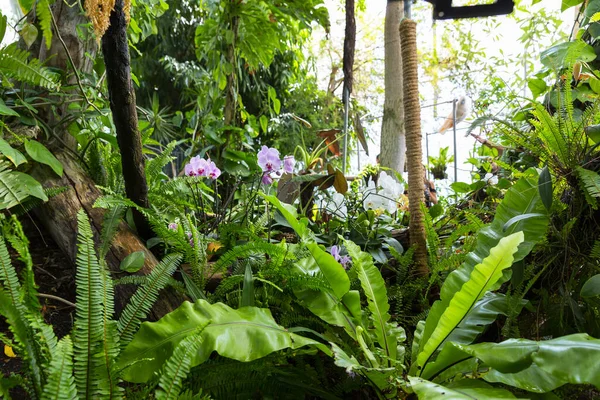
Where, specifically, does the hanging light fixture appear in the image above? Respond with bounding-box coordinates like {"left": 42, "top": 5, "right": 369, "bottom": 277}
{"left": 423, "top": 0, "right": 514, "bottom": 20}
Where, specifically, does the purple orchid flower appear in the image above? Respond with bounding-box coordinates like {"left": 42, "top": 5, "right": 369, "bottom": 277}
{"left": 207, "top": 160, "right": 221, "bottom": 180}
{"left": 257, "top": 146, "right": 281, "bottom": 173}
{"left": 283, "top": 155, "right": 295, "bottom": 174}
{"left": 330, "top": 245, "right": 351, "bottom": 269}
{"left": 185, "top": 156, "right": 210, "bottom": 177}
{"left": 262, "top": 173, "right": 274, "bottom": 185}
{"left": 168, "top": 223, "right": 178, "bottom": 231}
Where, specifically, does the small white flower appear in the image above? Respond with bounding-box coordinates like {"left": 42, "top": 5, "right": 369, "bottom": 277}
{"left": 483, "top": 173, "right": 498, "bottom": 185}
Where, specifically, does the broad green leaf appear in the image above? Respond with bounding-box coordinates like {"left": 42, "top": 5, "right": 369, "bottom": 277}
{"left": 118, "top": 300, "right": 325, "bottom": 383}
{"left": 528, "top": 78, "right": 547, "bottom": 98}
{"left": 581, "top": 274, "right": 600, "bottom": 297}
{"left": 119, "top": 251, "right": 145, "bottom": 273}
{"left": 561, "top": 0, "right": 584, "bottom": 11}
{"left": 0, "top": 98, "right": 19, "bottom": 117}
{"left": 19, "top": 22, "right": 38, "bottom": 49}
{"left": 410, "top": 377, "right": 515, "bottom": 399}
{"left": 13, "top": 172, "right": 47, "bottom": 201}
{"left": 585, "top": 123, "right": 600, "bottom": 143}
{"left": 24, "top": 140, "right": 63, "bottom": 177}
{"left": 590, "top": 77, "right": 600, "bottom": 94}
{"left": 415, "top": 172, "right": 549, "bottom": 370}
{"left": 422, "top": 293, "right": 526, "bottom": 380}
{"left": 451, "top": 182, "right": 471, "bottom": 193}
{"left": 415, "top": 232, "right": 524, "bottom": 373}
{"left": 262, "top": 194, "right": 308, "bottom": 240}
{"left": 0, "top": 139, "right": 26, "bottom": 167}
{"left": 454, "top": 334, "right": 600, "bottom": 393}
{"left": 306, "top": 243, "right": 350, "bottom": 299}
{"left": 502, "top": 213, "right": 546, "bottom": 232}
{"left": 345, "top": 239, "right": 400, "bottom": 362}
{"left": 538, "top": 166, "right": 553, "bottom": 210}
{"left": 540, "top": 41, "right": 596, "bottom": 69}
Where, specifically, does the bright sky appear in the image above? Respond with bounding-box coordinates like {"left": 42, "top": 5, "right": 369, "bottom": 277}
{"left": 315, "top": 0, "right": 574, "bottom": 184}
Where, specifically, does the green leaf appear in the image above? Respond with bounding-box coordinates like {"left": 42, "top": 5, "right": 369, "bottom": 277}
{"left": 561, "top": 0, "right": 584, "bottom": 11}
{"left": 538, "top": 166, "right": 552, "bottom": 210}
{"left": 262, "top": 194, "right": 309, "bottom": 240}
{"left": 241, "top": 264, "right": 254, "bottom": 307}
{"left": 502, "top": 213, "right": 546, "bottom": 232}
{"left": 581, "top": 274, "right": 600, "bottom": 298}
{"left": 260, "top": 115, "right": 268, "bottom": 133}
{"left": 455, "top": 334, "right": 600, "bottom": 393}
{"left": 0, "top": 13, "right": 6, "bottom": 44}
{"left": 306, "top": 243, "right": 350, "bottom": 299}
{"left": 345, "top": 239, "right": 402, "bottom": 363}
{"left": 585, "top": 123, "right": 600, "bottom": 143}
{"left": 415, "top": 232, "right": 524, "bottom": 374}
{"left": 0, "top": 98, "right": 19, "bottom": 117}
{"left": 0, "top": 139, "right": 26, "bottom": 167}
{"left": 118, "top": 300, "right": 325, "bottom": 383}
{"left": 415, "top": 172, "right": 549, "bottom": 374}
{"left": 24, "top": 140, "right": 63, "bottom": 177}
{"left": 13, "top": 172, "right": 47, "bottom": 201}
{"left": 451, "top": 182, "right": 471, "bottom": 193}
{"left": 119, "top": 251, "right": 145, "bottom": 272}
{"left": 540, "top": 41, "right": 596, "bottom": 70}
{"left": 19, "top": 22, "right": 38, "bottom": 49}
{"left": 590, "top": 77, "right": 600, "bottom": 94}
{"left": 528, "top": 78, "right": 547, "bottom": 98}
{"left": 409, "top": 377, "right": 516, "bottom": 399}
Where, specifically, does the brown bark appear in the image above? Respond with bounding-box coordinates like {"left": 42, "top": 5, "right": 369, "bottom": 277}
{"left": 400, "top": 19, "right": 428, "bottom": 276}
{"left": 32, "top": 152, "right": 184, "bottom": 319}
{"left": 101, "top": 0, "right": 152, "bottom": 239}
{"left": 38, "top": 0, "right": 97, "bottom": 150}
{"left": 342, "top": 0, "right": 356, "bottom": 100}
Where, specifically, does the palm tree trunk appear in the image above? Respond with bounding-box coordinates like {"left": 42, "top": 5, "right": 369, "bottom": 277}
{"left": 400, "top": 19, "right": 428, "bottom": 276}
{"left": 380, "top": 0, "right": 405, "bottom": 177}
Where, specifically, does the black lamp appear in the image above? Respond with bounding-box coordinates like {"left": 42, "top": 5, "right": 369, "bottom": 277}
{"left": 422, "top": 0, "right": 514, "bottom": 20}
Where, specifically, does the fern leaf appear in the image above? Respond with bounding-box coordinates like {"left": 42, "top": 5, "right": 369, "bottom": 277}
{"left": 0, "top": 44, "right": 59, "bottom": 89}
{"left": 146, "top": 141, "right": 178, "bottom": 185}
{"left": 155, "top": 325, "right": 208, "bottom": 400}
{"left": 95, "top": 260, "right": 122, "bottom": 399}
{"left": 576, "top": 166, "right": 600, "bottom": 209}
{"left": 37, "top": 0, "right": 55, "bottom": 50}
{"left": 73, "top": 210, "right": 104, "bottom": 399}
{"left": 99, "top": 205, "right": 125, "bottom": 259}
{"left": 41, "top": 336, "right": 77, "bottom": 400}
{"left": 11, "top": 187, "right": 68, "bottom": 217}
{"left": 117, "top": 253, "right": 183, "bottom": 347}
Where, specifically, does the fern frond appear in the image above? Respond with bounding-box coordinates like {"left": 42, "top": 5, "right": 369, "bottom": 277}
{"left": 95, "top": 260, "right": 122, "bottom": 398}
{"left": 576, "top": 166, "right": 600, "bottom": 209}
{"left": 0, "top": 44, "right": 59, "bottom": 89}
{"left": 113, "top": 275, "right": 185, "bottom": 292}
{"left": 117, "top": 253, "right": 183, "bottom": 347}
{"left": 41, "top": 336, "right": 77, "bottom": 400}
{"left": 155, "top": 324, "right": 208, "bottom": 400}
{"left": 99, "top": 205, "right": 125, "bottom": 259}
{"left": 73, "top": 210, "right": 104, "bottom": 399}
{"left": 590, "top": 240, "right": 600, "bottom": 259}
{"left": 146, "top": 141, "right": 178, "bottom": 185}
{"left": 37, "top": 0, "right": 55, "bottom": 50}
{"left": 212, "top": 241, "right": 290, "bottom": 275}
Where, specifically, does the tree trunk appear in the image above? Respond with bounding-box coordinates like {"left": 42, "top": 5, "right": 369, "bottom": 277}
{"left": 400, "top": 19, "right": 428, "bottom": 276}
{"left": 101, "top": 0, "right": 153, "bottom": 240}
{"left": 38, "top": 0, "right": 97, "bottom": 150}
{"left": 32, "top": 152, "right": 184, "bottom": 319}
{"left": 342, "top": 0, "right": 356, "bottom": 100}
{"left": 380, "top": 1, "right": 405, "bottom": 178}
